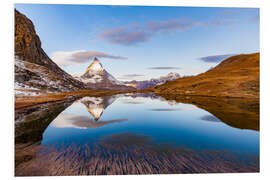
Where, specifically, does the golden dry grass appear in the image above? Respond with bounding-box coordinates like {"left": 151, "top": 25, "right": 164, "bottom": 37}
{"left": 145, "top": 53, "right": 259, "bottom": 99}
{"left": 155, "top": 95, "right": 259, "bottom": 131}
{"left": 14, "top": 89, "right": 130, "bottom": 109}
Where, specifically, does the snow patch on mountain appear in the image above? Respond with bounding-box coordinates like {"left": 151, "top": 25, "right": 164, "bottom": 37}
{"left": 74, "top": 57, "right": 131, "bottom": 90}
{"left": 15, "top": 90, "right": 41, "bottom": 96}
{"left": 107, "top": 73, "right": 125, "bottom": 85}
{"left": 75, "top": 75, "right": 102, "bottom": 84}
{"left": 15, "top": 58, "right": 84, "bottom": 94}
{"left": 15, "top": 81, "right": 39, "bottom": 90}
{"left": 124, "top": 72, "right": 180, "bottom": 89}
{"left": 87, "top": 57, "right": 104, "bottom": 72}
{"left": 159, "top": 72, "right": 180, "bottom": 81}
{"left": 80, "top": 97, "right": 104, "bottom": 105}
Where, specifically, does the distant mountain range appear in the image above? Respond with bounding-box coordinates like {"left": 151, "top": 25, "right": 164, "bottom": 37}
{"left": 123, "top": 72, "right": 180, "bottom": 90}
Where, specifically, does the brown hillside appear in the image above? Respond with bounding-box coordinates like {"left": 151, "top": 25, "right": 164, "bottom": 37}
{"left": 15, "top": 9, "right": 65, "bottom": 75}
{"left": 14, "top": 9, "right": 86, "bottom": 91}
{"left": 147, "top": 53, "right": 259, "bottom": 98}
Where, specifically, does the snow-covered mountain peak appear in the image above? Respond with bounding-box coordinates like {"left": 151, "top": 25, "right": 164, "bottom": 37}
{"left": 168, "top": 72, "right": 179, "bottom": 76}
{"left": 86, "top": 57, "right": 104, "bottom": 72}
{"left": 75, "top": 57, "right": 134, "bottom": 90}
{"left": 161, "top": 72, "right": 180, "bottom": 80}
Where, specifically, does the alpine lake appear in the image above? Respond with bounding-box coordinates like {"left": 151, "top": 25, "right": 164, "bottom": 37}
{"left": 15, "top": 93, "right": 259, "bottom": 176}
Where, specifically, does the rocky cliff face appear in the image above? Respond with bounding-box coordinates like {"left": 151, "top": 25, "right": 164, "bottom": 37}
{"left": 14, "top": 9, "right": 86, "bottom": 93}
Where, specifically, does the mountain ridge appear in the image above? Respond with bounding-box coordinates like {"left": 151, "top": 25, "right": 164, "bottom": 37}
{"left": 124, "top": 72, "right": 180, "bottom": 89}
{"left": 145, "top": 53, "right": 259, "bottom": 98}
{"left": 14, "top": 9, "right": 86, "bottom": 92}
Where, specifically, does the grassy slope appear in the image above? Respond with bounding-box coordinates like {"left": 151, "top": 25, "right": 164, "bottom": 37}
{"left": 145, "top": 53, "right": 259, "bottom": 98}
{"left": 157, "top": 95, "right": 259, "bottom": 130}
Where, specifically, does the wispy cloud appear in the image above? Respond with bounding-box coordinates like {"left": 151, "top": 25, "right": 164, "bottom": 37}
{"left": 99, "top": 27, "right": 151, "bottom": 46}
{"left": 51, "top": 50, "right": 127, "bottom": 66}
{"left": 198, "top": 54, "right": 234, "bottom": 63}
{"left": 249, "top": 15, "right": 260, "bottom": 22}
{"left": 98, "top": 18, "right": 235, "bottom": 46}
{"left": 120, "top": 100, "right": 144, "bottom": 104}
{"left": 118, "top": 74, "right": 145, "bottom": 80}
{"left": 146, "top": 18, "right": 195, "bottom": 33}
{"left": 148, "top": 108, "right": 181, "bottom": 111}
{"left": 148, "top": 66, "right": 181, "bottom": 70}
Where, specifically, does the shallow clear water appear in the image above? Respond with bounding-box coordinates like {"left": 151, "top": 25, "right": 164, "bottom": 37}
{"left": 42, "top": 94, "right": 259, "bottom": 156}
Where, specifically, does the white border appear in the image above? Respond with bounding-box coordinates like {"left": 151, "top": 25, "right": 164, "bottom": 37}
{"left": 6, "top": 0, "right": 265, "bottom": 7}
{"left": 1, "top": 0, "right": 269, "bottom": 180}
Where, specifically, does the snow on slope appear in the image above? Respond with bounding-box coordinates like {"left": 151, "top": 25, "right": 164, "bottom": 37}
{"left": 124, "top": 72, "right": 180, "bottom": 90}
{"left": 107, "top": 73, "right": 125, "bottom": 85}
{"left": 15, "top": 58, "right": 85, "bottom": 96}
{"left": 159, "top": 72, "right": 180, "bottom": 81}
{"left": 75, "top": 57, "right": 125, "bottom": 86}
{"left": 86, "top": 57, "right": 104, "bottom": 72}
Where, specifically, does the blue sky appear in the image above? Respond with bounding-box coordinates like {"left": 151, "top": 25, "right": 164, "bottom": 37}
{"left": 15, "top": 4, "right": 259, "bottom": 81}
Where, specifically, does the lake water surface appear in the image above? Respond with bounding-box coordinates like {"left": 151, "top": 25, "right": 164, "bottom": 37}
{"left": 15, "top": 93, "right": 259, "bottom": 175}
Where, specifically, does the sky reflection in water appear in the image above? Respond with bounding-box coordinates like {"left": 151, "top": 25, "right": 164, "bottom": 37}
{"left": 42, "top": 94, "right": 259, "bottom": 156}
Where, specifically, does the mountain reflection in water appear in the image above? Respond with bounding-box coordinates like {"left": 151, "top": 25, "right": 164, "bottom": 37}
{"left": 15, "top": 93, "right": 259, "bottom": 176}
{"left": 80, "top": 96, "right": 118, "bottom": 121}
{"left": 51, "top": 114, "right": 129, "bottom": 129}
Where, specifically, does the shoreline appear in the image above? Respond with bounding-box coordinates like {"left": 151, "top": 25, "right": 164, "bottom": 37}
{"left": 14, "top": 89, "right": 133, "bottom": 109}
{"left": 15, "top": 88, "right": 259, "bottom": 110}
{"left": 138, "top": 88, "right": 259, "bottom": 100}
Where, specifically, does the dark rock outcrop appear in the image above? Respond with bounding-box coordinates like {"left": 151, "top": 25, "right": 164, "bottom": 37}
{"left": 14, "top": 9, "right": 86, "bottom": 92}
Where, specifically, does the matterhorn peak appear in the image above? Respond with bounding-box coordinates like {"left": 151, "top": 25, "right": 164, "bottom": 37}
{"left": 86, "top": 57, "right": 104, "bottom": 72}
{"left": 75, "top": 56, "right": 135, "bottom": 90}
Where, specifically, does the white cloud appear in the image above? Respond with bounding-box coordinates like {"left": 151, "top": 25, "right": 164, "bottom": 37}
{"left": 51, "top": 50, "right": 127, "bottom": 66}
